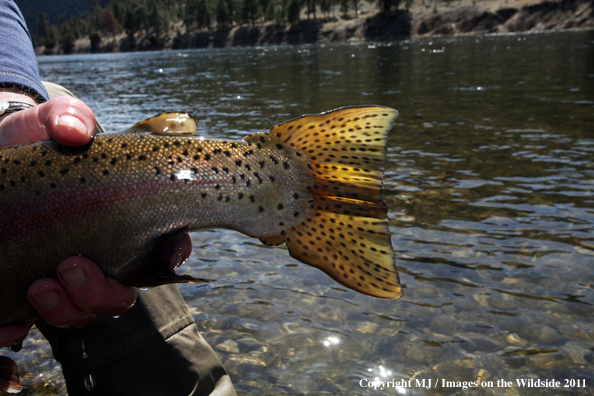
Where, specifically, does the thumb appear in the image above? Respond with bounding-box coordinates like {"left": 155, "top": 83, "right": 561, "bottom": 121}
{"left": 0, "top": 96, "right": 96, "bottom": 147}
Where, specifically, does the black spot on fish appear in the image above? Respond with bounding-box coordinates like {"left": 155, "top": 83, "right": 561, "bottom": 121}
{"left": 193, "top": 155, "right": 200, "bottom": 160}
{"left": 240, "top": 174, "right": 245, "bottom": 180}
{"left": 243, "top": 150, "right": 254, "bottom": 157}
{"left": 0, "top": 185, "right": 3, "bottom": 191}
{"left": 260, "top": 136, "right": 265, "bottom": 143}
{"left": 269, "top": 156, "right": 278, "bottom": 165}
{"left": 254, "top": 173, "right": 262, "bottom": 183}
{"left": 222, "top": 167, "right": 229, "bottom": 173}
{"left": 212, "top": 167, "right": 219, "bottom": 174}
{"left": 204, "top": 154, "right": 211, "bottom": 161}
{"left": 139, "top": 155, "right": 146, "bottom": 161}
{"left": 45, "top": 160, "right": 51, "bottom": 166}
{"left": 293, "top": 193, "right": 299, "bottom": 199}
{"left": 101, "top": 154, "right": 107, "bottom": 159}
{"left": 283, "top": 162, "right": 290, "bottom": 169}
{"left": 269, "top": 176, "right": 275, "bottom": 182}
{"left": 249, "top": 195, "right": 255, "bottom": 202}
{"left": 232, "top": 176, "right": 236, "bottom": 183}
{"left": 9, "top": 180, "right": 15, "bottom": 187}
{"left": 277, "top": 203, "right": 284, "bottom": 210}
{"left": 92, "top": 158, "right": 98, "bottom": 163}
{"left": 107, "top": 138, "right": 113, "bottom": 143}
{"left": 173, "top": 141, "right": 181, "bottom": 146}
{"left": 217, "top": 194, "right": 223, "bottom": 201}
{"left": 231, "top": 143, "right": 238, "bottom": 148}
{"left": 0, "top": 168, "right": 5, "bottom": 173}
{"left": 20, "top": 176, "right": 25, "bottom": 182}
{"left": 13, "top": 160, "right": 21, "bottom": 165}
{"left": 213, "top": 148, "right": 222, "bottom": 155}
{"left": 110, "top": 158, "right": 117, "bottom": 165}
{"left": 60, "top": 169, "right": 69, "bottom": 176}
{"left": 256, "top": 143, "right": 262, "bottom": 149}
{"left": 154, "top": 166, "right": 161, "bottom": 175}
{"left": 41, "top": 151, "right": 47, "bottom": 156}
{"left": 176, "top": 157, "right": 182, "bottom": 163}
{"left": 225, "top": 196, "right": 230, "bottom": 202}
{"left": 245, "top": 164, "right": 251, "bottom": 171}
{"left": 201, "top": 193, "right": 207, "bottom": 198}
{"left": 38, "top": 171, "right": 45, "bottom": 177}
{"left": 215, "top": 184, "right": 220, "bottom": 190}
{"left": 50, "top": 182, "right": 57, "bottom": 189}
{"left": 293, "top": 211, "right": 300, "bottom": 217}
{"left": 170, "top": 174, "right": 176, "bottom": 181}
{"left": 197, "top": 147, "right": 203, "bottom": 153}
{"left": 102, "top": 170, "right": 109, "bottom": 175}
{"left": 122, "top": 143, "right": 128, "bottom": 149}
{"left": 246, "top": 179, "right": 251, "bottom": 187}
{"left": 191, "top": 167, "right": 198, "bottom": 174}
{"left": 235, "top": 160, "right": 242, "bottom": 167}
{"left": 164, "top": 143, "right": 170, "bottom": 148}
{"left": 238, "top": 192, "right": 244, "bottom": 199}
{"left": 258, "top": 206, "right": 264, "bottom": 213}
{"left": 224, "top": 151, "right": 231, "bottom": 157}
{"left": 276, "top": 144, "right": 283, "bottom": 150}
{"left": 182, "top": 150, "right": 188, "bottom": 156}
{"left": 258, "top": 161, "right": 265, "bottom": 169}
{"left": 126, "top": 154, "right": 132, "bottom": 160}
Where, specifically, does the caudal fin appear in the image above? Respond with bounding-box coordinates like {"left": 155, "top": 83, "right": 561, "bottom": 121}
{"left": 252, "top": 106, "right": 402, "bottom": 299}
{"left": 0, "top": 356, "right": 22, "bottom": 394}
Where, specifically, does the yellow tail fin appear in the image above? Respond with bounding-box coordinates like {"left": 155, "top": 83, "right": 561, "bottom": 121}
{"left": 250, "top": 106, "right": 402, "bottom": 299}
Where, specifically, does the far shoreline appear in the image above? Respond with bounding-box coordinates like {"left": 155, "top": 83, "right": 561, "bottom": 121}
{"left": 35, "top": 0, "right": 594, "bottom": 55}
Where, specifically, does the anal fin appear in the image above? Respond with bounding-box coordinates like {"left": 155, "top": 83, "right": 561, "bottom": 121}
{"left": 0, "top": 356, "right": 22, "bottom": 394}
{"left": 117, "top": 227, "right": 214, "bottom": 288}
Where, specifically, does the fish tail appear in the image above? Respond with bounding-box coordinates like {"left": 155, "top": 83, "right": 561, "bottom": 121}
{"left": 251, "top": 106, "right": 402, "bottom": 299}
{"left": 0, "top": 356, "right": 22, "bottom": 394}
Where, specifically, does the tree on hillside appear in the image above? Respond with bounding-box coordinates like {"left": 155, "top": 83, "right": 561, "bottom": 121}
{"left": 306, "top": 0, "right": 317, "bottom": 20}
{"left": 100, "top": 6, "right": 120, "bottom": 37}
{"left": 340, "top": 0, "right": 349, "bottom": 17}
{"left": 378, "top": 0, "right": 400, "bottom": 12}
{"left": 241, "top": 0, "right": 258, "bottom": 25}
{"left": 37, "top": 12, "right": 49, "bottom": 46}
{"left": 216, "top": 0, "right": 230, "bottom": 27}
{"left": 286, "top": 0, "right": 300, "bottom": 24}
{"left": 320, "top": 0, "right": 331, "bottom": 18}
{"left": 196, "top": 0, "right": 212, "bottom": 29}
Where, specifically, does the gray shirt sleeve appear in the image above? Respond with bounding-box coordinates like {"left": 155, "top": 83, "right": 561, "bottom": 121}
{"left": 0, "top": 0, "right": 49, "bottom": 102}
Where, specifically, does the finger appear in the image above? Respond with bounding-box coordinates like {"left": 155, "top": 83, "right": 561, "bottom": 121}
{"left": 56, "top": 257, "right": 137, "bottom": 317}
{"left": 0, "top": 96, "right": 96, "bottom": 147}
{"left": 27, "top": 278, "right": 96, "bottom": 328}
{"left": 0, "top": 322, "right": 34, "bottom": 349}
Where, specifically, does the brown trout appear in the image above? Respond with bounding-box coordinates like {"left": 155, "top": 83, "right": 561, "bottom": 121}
{"left": 0, "top": 106, "right": 400, "bottom": 392}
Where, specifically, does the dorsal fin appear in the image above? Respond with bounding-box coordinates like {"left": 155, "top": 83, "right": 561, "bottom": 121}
{"left": 124, "top": 113, "right": 197, "bottom": 136}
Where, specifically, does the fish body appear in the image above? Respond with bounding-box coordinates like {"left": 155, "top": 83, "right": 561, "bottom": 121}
{"left": 0, "top": 105, "right": 401, "bottom": 327}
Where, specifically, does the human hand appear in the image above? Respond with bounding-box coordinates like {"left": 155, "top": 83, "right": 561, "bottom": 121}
{"left": 0, "top": 96, "right": 137, "bottom": 349}
{"left": 0, "top": 95, "right": 96, "bottom": 147}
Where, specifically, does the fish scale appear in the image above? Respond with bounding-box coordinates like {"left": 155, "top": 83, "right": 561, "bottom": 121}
{"left": 0, "top": 105, "right": 402, "bottom": 330}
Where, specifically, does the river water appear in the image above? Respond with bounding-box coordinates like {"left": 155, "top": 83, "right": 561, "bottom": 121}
{"left": 6, "top": 30, "right": 594, "bottom": 395}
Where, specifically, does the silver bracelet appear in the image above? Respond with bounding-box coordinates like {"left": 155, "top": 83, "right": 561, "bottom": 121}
{"left": 0, "top": 101, "right": 34, "bottom": 117}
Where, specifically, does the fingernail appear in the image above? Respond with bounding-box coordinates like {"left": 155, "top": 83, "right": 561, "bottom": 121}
{"left": 57, "top": 115, "right": 88, "bottom": 137}
{"left": 31, "top": 291, "right": 60, "bottom": 310}
{"left": 60, "top": 268, "right": 87, "bottom": 288}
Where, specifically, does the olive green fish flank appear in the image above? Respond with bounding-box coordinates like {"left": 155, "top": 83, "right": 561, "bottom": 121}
{"left": 0, "top": 106, "right": 400, "bottom": 330}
